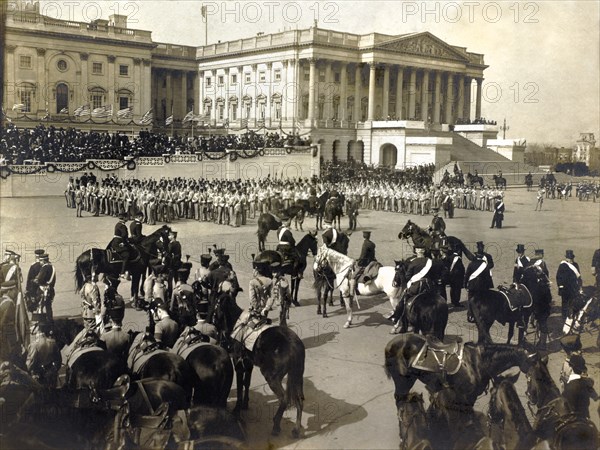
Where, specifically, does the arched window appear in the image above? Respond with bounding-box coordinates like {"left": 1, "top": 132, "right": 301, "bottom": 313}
{"left": 56, "top": 83, "right": 68, "bottom": 113}
{"left": 88, "top": 87, "right": 107, "bottom": 109}
{"left": 17, "top": 82, "right": 36, "bottom": 113}
{"left": 116, "top": 88, "right": 134, "bottom": 111}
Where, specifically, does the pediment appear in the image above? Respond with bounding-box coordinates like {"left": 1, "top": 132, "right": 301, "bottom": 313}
{"left": 376, "top": 32, "right": 469, "bottom": 62}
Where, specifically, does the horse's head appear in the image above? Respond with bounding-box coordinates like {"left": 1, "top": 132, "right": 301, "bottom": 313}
{"left": 488, "top": 375, "right": 519, "bottom": 427}
{"left": 313, "top": 246, "right": 329, "bottom": 272}
{"left": 212, "top": 293, "right": 241, "bottom": 335}
{"left": 524, "top": 354, "right": 550, "bottom": 408}
{"left": 393, "top": 260, "right": 408, "bottom": 288}
{"left": 304, "top": 231, "right": 319, "bottom": 256}
{"left": 398, "top": 221, "right": 413, "bottom": 240}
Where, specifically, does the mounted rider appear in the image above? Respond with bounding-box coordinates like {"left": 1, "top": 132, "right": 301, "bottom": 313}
{"left": 110, "top": 213, "right": 133, "bottom": 281}
{"left": 100, "top": 285, "right": 129, "bottom": 359}
{"left": 276, "top": 215, "right": 296, "bottom": 267}
{"left": 428, "top": 208, "right": 446, "bottom": 237}
{"left": 170, "top": 266, "right": 195, "bottom": 326}
{"left": 248, "top": 254, "right": 275, "bottom": 320}
{"left": 0, "top": 249, "right": 21, "bottom": 302}
{"left": 26, "top": 314, "right": 61, "bottom": 388}
{"left": 129, "top": 211, "right": 144, "bottom": 245}
{"left": 390, "top": 245, "right": 435, "bottom": 332}
{"left": 464, "top": 241, "right": 495, "bottom": 323}
{"left": 530, "top": 249, "right": 549, "bottom": 278}
{"left": 349, "top": 231, "right": 377, "bottom": 295}
{"left": 33, "top": 253, "right": 56, "bottom": 324}
{"left": 513, "top": 244, "right": 530, "bottom": 283}
{"left": 25, "top": 249, "right": 45, "bottom": 307}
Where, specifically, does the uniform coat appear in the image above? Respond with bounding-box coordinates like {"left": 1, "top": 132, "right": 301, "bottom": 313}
{"left": 154, "top": 316, "right": 180, "bottom": 348}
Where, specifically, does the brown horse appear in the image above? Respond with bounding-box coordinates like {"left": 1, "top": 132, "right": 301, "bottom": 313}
{"left": 212, "top": 292, "right": 305, "bottom": 438}
{"left": 384, "top": 333, "right": 537, "bottom": 408}
{"left": 396, "top": 392, "right": 433, "bottom": 450}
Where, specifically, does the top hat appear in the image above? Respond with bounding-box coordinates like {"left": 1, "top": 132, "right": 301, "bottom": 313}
{"left": 516, "top": 244, "right": 525, "bottom": 253}
{"left": 200, "top": 254, "right": 212, "bottom": 265}
{"left": 476, "top": 241, "right": 485, "bottom": 249}
{"left": 363, "top": 231, "right": 371, "bottom": 238}
{"left": 565, "top": 250, "right": 575, "bottom": 259}
{"left": 213, "top": 248, "right": 226, "bottom": 257}
{"left": 535, "top": 249, "right": 544, "bottom": 256}
{"left": 569, "top": 354, "right": 587, "bottom": 374}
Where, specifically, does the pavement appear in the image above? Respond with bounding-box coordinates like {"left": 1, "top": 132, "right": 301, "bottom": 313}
{"left": 1, "top": 186, "right": 599, "bottom": 449}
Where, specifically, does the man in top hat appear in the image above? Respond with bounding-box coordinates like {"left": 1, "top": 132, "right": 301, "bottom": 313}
{"left": 490, "top": 195, "right": 505, "bottom": 229}
{"left": 531, "top": 249, "right": 549, "bottom": 278}
{"left": 152, "top": 299, "right": 180, "bottom": 349}
{"left": 26, "top": 314, "right": 61, "bottom": 388}
{"left": 513, "top": 244, "right": 530, "bottom": 283}
{"left": 428, "top": 208, "right": 446, "bottom": 237}
{"left": 170, "top": 267, "right": 195, "bottom": 326}
{"left": 276, "top": 215, "right": 296, "bottom": 267}
{"left": 556, "top": 250, "right": 582, "bottom": 320}
{"left": 33, "top": 253, "right": 56, "bottom": 323}
{"left": 110, "top": 213, "right": 132, "bottom": 280}
{"left": 592, "top": 248, "right": 600, "bottom": 288}
{"left": 443, "top": 245, "right": 465, "bottom": 307}
{"left": 464, "top": 241, "right": 495, "bottom": 322}
{"left": 561, "top": 354, "right": 598, "bottom": 419}
{"left": 350, "top": 231, "right": 377, "bottom": 296}
{"left": 129, "top": 212, "right": 144, "bottom": 245}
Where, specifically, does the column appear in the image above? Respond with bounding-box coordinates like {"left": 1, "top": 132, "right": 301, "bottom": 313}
{"left": 353, "top": 64, "right": 361, "bottom": 122}
{"left": 382, "top": 64, "right": 390, "bottom": 119}
{"left": 367, "top": 62, "right": 377, "bottom": 121}
{"left": 213, "top": 70, "right": 218, "bottom": 124}
{"left": 463, "top": 77, "right": 471, "bottom": 120}
{"left": 281, "top": 60, "right": 288, "bottom": 121}
{"left": 79, "top": 53, "right": 88, "bottom": 109}
{"left": 433, "top": 71, "right": 441, "bottom": 124}
{"left": 475, "top": 78, "right": 482, "bottom": 119}
{"left": 308, "top": 59, "right": 317, "bottom": 123}
{"left": 237, "top": 66, "right": 244, "bottom": 123}
{"left": 266, "top": 62, "right": 273, "bottom": 125}
{"left": 420, "top": 69, "right": 429, "bottom": 122}
{"left": 181, "top": 71, "right": 188, "bottom": 117}
{"left": 108, "top": 55, "right": 116, "bottom": 107}
{"left": 339, "top": 62, "right": 347, "bottom": 121}
{"left": 395, "top": 66, "right": 403, "bottom": 119}
{"left": 165, "top": 70, "right": 172, "bottom": 117}
{"left": 251, "top": 64, "right": 257, "bottom": 125}
{"left": 36, "top": 48, "right": 46, "bottom": 114}
{"left": 408, "top": 68, "right": 416, "bottom": 119}
{"left": 194, "top": 69, "right": 201, "bottom": 114}
{"left": 445, "top": 73, "right": 454, "bottom": 123}
{"left": 142, "top": 60, "right": 151, "bottom": 116}
{"left": 132, "top": 58, "right": 141, "bottom": 116}
{"left": 456, "top": 74, "right": 464, "bottom": 121}
{"left": 4, "top": 45, "right": 16, "bottom": 110}
{"left": 324, "top": 60, "right": 332, "bottom": 120}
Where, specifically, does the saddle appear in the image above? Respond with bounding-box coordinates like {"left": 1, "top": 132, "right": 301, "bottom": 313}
{"left": 106, "top": 247, "right": 141, "bottom": 264}
{"left": 410, "top": 336, "right": 465, "bottom": 375}
{"left": 495, "top": 283, "right": 533, "bottom": 311}
{"left": 171, "top": 328, "right": 210, "bottom": 359}
{"left": 231, "top": 313, "right": 275, "bottom": 352}
{"left": 94, "top": 374, "right": 131, "bottom": 410}
{"left": 127, "top": 334, "right": 166, "bottom": 374}
{"left": 360, "top": 261, "right": 382, "bottom": 284}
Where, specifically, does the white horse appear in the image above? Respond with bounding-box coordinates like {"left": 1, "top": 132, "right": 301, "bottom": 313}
{"left": 313, "top": 245, "right": 401, "bottom": 328}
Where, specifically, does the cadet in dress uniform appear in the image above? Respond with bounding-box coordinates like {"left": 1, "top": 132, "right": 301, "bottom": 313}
{"left": 152, "top": 300, "right": 180, "bottom": 348}
{"left": 248, "top": 255, "right": 274, "bottom": 317}
{"left": 33, "top": 253, "right": 56, "bottom": 323}
{"left": 513, "top": 244, "right": 530, "bottom": 283}
{"left": 490, "top": 195, "right": 505, "bottom": 229}
{"left": 556, "top": 250, "right": 583, "bottom": 320}
{"left": 26, "top": 315, "right": 61, "bottom": 388}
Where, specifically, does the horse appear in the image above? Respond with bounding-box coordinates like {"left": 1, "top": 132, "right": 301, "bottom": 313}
{"left": 466, "top": 172, "right": 484, "bottom": 187}
{"left": 0, "top": 295, "right": 21, "bottom": 364}
{"left": 170, "top": 329, "right": 234, "bottom": 407}
{"left": 563, "top": 285, "right": 600, "bottom": 335}
{"left": 313, "top": 190, "right": 330, "bottom": 230}
{"left": 525, "top": 356, "right": 599, "bottom": 450}
{"left": 256, "top": 206, "right": 304, "bottom": 252}
{"left": 314, "top": 244, "right": 401, "bottom": 328}
{"left": 521, "top": 265, "right": 552, "bottom": 349}
{"left": 487, "top": 374, "right": 539, "bottom": 450}
{"left": 74, "top": 225, "right": 171, "bottom": 300}
{"left": 313, "top": 264, "right": 336, "bottom": 318}
{"left": 391, "top": 260, "right": 449, "bottom": 341}
{"left": 66, "top": 347, "right": 128, "bottom": 391}
{"left": 384, "top": 333, "right": 537, "bottom": 408}
{"left": 398, "top": 220, "right": 474, "bottom": 260}
{"left": 253, "top": 232, "right": 318, "bottom": 304}
{"left": 212, "top": 292, "right": 305, "bottom": 438}
{"left": 493, "top": 175, "right": 507, "bottom": 190}
{"left": 324, "top": 194, "right": 344, "bottom": 229}
{"left": 395, "top": 392, "right": 433, "bottom": 450}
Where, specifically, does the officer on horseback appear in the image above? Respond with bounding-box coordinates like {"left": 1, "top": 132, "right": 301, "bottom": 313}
{"left": 276, "top": 215, "right": 296, "bottom": 267}
{"left": 249, "top": 255, "right": 275, "bottom": 319}
{"left": 33, "top": 253, "right": 56, "bottom": 324}
{"left": 170, "top": 266, "right": 195, "bottom": 326}
{"left": 110, "top": 213, "right": 132, "bottom": 280}
{"left": 129, "top": 212, "right": 144, "bottom": 244}
{"left": 26, "top": 314, "right": 61, "bottom": 388}
{"left": 513, "top": 244, "right": 530, "bottom": 283}
{"left": 350, "top": 231, "right": 377, "bottom": 296}
{"left": 465, "top": 241, "right": 494, "bottom": 323}
{"left": 25, "top": 249, "right": 45, "bottom": 306}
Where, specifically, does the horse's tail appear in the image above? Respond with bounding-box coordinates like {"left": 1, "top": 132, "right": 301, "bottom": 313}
{"left": 285, "top": 337, "right": 305, "bottom": 412}
{"left": 74, "top": 255, "right": 85, "bottom": 293}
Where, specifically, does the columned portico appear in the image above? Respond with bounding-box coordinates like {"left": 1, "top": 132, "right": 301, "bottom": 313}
{"left": 408, "top": 68, "right": 417, "bottom": 119}
{"left": 354, "top": 64, "right": 361, "bottom": 122}
{"left": 339, "top": 63, "right": 347, "bottom": 121}
{"left": 308, "top": 59, "right": 317, "bottom": 123}
{"left": 433, "top": 71, "right": 441, "bottom": 124}
{"left": 445, "top": 73, "right": 454, "bottom": 124}
{"left": 475, "top": 78, "right": 483, "bottom": 119}
{"left": 367, "top": 62, "right": 377, "bottom": 121}
{"left": 456, "top": 74, "right": 464, "bottom": 121}
{"left": 395, "top": 66, "right": 404, "bottom": 119}
{"left": 420, "top": 69, "right": 429, "bottom": 122}
{"left": 382, "top": 64, "right": 390, "bottom": 119}
{"left": 463, "top": 77, "right": 472, "bottom": 120}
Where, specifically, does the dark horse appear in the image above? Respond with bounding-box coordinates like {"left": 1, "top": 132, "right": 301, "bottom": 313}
{"left": 253, "top": 232, "right": 318, "bottom": 304}
{"left": 324, "top": 193, "right": 345, "bottom": 230}
{"left": 466, "top": 172, "right": 484, "bottom": 187}
{"left": 257, "top": 206, "right": 304, "bottom": 251}
{"left": 398, "top": 220, "right": 474, "bottom": 260}
{"left": 525, "top": 356, "right": 599, "bottom": 450}
{"left": 471, "top": 265, "right": 551, "bottom": 347}
{"left": 392, "top": 260, "right": 449, "bottom": 341}
{"left": 66, "top": 347, "right": 128, "bottom": 391}
{"left": 384, "top": 333, "right": 537, "bottom": 408}
{"left": 212, "top": 292, "right": 305, "bottom": 438}
{"left": 493, "top": 175, "right": 507, "bottom": 190}
{"left": 74, "top": 225, "right": 171, "bottom": 299}
{"left": 313, "top": 264, "right": 336, "bottom": 318}
{"left": 395, "top": 392, "right": 433, "bottom": 450}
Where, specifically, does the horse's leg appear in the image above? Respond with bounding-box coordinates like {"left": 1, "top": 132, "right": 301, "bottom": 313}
{"left": 341, "top": 283, "right": 353, "bottom": 328}
{"left": 242, "top": 360, "right": 253, "bottom": 410}
{"left": 265, "top": 373, "right": 287, "bottom": 436}
{"left": 472, "top": 302, "right": 493, "bottom": 344}
{"left": 233, "top": 360, "right": 245, "bottom": 414}
{"left": 328, "top": 287, "right": 334, "bottom": 307}
{"left": 507, "top": 322, "right": 515, "bottom": 345}
{"left": 316, "top": 287, "right": 322, "bottom": 315}
{"left": 322, "top": 289, "right": 328, "bottom": 318}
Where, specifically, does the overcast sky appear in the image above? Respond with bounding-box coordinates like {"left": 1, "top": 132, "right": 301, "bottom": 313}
{"left": 34, "top": 0, "right": 600, "bottom": 146}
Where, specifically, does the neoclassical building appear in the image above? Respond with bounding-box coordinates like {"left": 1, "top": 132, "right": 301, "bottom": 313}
{"left": 5, "top": 2, "right": 523, "bottom": 169}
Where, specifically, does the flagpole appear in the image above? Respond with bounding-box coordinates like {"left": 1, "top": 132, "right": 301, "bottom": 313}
{"left": 170, "top": 104, "right": 174, "bottom": 139}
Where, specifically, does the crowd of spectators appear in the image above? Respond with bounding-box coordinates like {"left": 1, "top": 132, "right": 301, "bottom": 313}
{"left": 321, "top": 159, "right": 436, "bottom": 185}
{"left": 0, "top": 124, "right": 312, "bottom": 164}
{"left": 455, "top": 117, "right": 497, "bottom": 125}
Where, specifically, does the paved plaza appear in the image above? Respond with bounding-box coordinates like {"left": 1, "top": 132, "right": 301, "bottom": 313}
{"left": 1, "top": 186, "right": 598, "bottom": 449}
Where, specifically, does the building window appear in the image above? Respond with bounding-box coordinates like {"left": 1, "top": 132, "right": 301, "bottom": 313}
{"left": 56, "top": 83, "right": 68, "bottom": 113}
{"left": 259, "top": 102, "right": 266, "bottom": 120}
{"left": 231, "top": 106, "right": 237, "bottom": 121}
{"left": 218, "top": 104, "right": 224, "bottom": 120}
{"left": 304, "top": 67, "right": 310, "bottom": 81}
{"left": 319, "top": 69, "right": 326, "bottom": 82}
{"left": 218, "top": 75, "right": 224, "bottom": 85}
{"left": 119, "top": 97, "right": 129, "bottom": 110}
{"left": 206, "top": 77, "right": 212, "bottom": 87}
{"left": 92, "top": 62, "right": 103, "bottom": 74}
{"left": 275, "top": 102, "right": 281, "bottom": 120}
{"left": 89, "top": 88, "right": 106, "bottom": 109}
{"left": 119, "top": 65, "right": 129, "bottom": 76}
{"left": 57, "top": 59, "right": 68, "bottom": 71}
{"left": 245, "top": 73, "right": 251, "bottom": 84}
{"left": 19, "top": 55, "right": 32, "bottom": 69}
{"left": 20, "top": 90, "right": 33, "bottom": 112}
{"left": 259, "top": 71, "right": 266, "bottom": 82}
{"left": 274, "top": 69, "right": 281, "bottom": 81}
{"left": 231, "top": 74, "right": 237, "bottom": 84}
{"left": 334, "top": 72, "right": 340, "bottom": 83}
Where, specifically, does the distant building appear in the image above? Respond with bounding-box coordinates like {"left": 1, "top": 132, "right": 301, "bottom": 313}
{"left": 574, "top": 133, "right": 599, "bottom": 169}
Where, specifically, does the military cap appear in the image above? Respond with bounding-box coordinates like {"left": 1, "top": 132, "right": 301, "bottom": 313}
{"left": 569, "top": 354, "right": 587, "bottom": 374}
{"left": 516, "top": 244, "right": 525, "bottom": 253}
{"left": 152, "top": 299, "right": 168, "bottom": 311}
{"left": 34, "top": 249, "right": 45, "bottom": 256}
{"left": 200, "top": 254, "right": 212, "bottom": 265}
{"left": 253, "top": 253, "right": 271, "bottom": 266}
{"left": 169, "top": 230, "right": 178, "bottom": 238}
{"left": 565, "top": 250, "right": 575, "bottom": 259}
{"left": 534, "top": 249, "right": 544, "bottom": 256}
{"left": 363, "top": 231, "right": 371, "bottom": 238}
{"left": 118, "top": 213, "right": 128, "bottom": 220}
{"left": 39, "top": 253, "right": 49, "bottom": 261}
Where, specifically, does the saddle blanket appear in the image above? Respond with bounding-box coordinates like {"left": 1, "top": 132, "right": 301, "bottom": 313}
{"left": 359, "top": 261, "right": 382, "bottom": 284}
{"left": 127, "top": 333, "right": 167, "bottom": 374}
{"left": 66, "top": 346, "right": 104, "bottom": 368}
{"left": 410, "top": 339, "right": 464, "bottom": 375}
{"left": 231, "top": 313, "right": 276, "bottom": 352}
{"left": 495, "top": 284, "right": 533, "bottom": 311}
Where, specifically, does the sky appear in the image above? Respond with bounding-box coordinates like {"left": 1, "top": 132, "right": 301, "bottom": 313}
{"left": 32, "top": 0, "right": 600, "bottom": 146}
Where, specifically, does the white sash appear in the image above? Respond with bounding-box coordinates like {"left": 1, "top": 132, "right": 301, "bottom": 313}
{"left": 516, "top": 256, "right": 529, "bottom": 268}
{"left": 5, "top": 265, "right": 17, "bottom": 282}
{"left": 561, "top": 261, "right": 581, "bottom": 278}
{"left": 450, "top": 256, "right": 460, "bottom": 273}
{"left": 534, "top": 259, "right": 543, "bottom": 267}
{"left": 278, "top": 227, "right": 290, "bottom": 245}
{"left": 496, "top": 202, "right": 504, "bottom": 211}
{"left": 407, "top": 259, "right": 432, "bottom": 288}
{"left": 469, "top": 259, "right": 487, "bottom": 282}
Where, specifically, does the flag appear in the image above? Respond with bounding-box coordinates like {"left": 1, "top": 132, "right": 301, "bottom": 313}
{"left": 91, "top": 105, "right": 112, "bottom": 118}
{"left": 182, "top": 110, "right": 195, "bottom": 124}
{"left": 15, "top": 291, "right": 30, "bottom": 351}
{"left": 165, "top": 115, "right": 173, "bottom": 126}
{"left": 74, "top": 104, "right": 90, "bottom": 117}
{"left": 59, "top": 107, "right": 69, "bottom": 114}
{"left": 139, "top": 109, "right": 153, "bottom": 125}
{"left": 117, "top": 106, "right": 133, "bottom": 119}
{"left": 12, "top": 104, "right": 26, "bottom": 112}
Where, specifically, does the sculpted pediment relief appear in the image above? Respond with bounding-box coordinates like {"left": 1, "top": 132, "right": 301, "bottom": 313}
{"left": 378, "top": 33, "right": 468, "bottom": 62}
